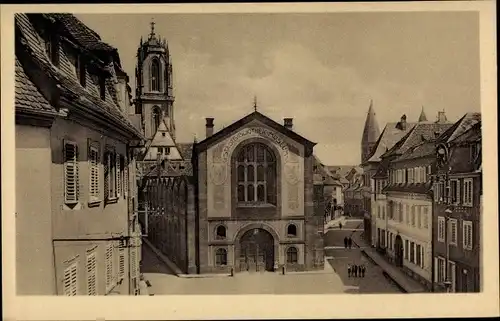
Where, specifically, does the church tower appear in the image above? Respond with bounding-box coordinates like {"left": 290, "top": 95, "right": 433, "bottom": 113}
{"left": 361, "top": 100, "right": 381, "bottom": 164}
{"left": 134, "top": 21, "right": 175, "bottom": 140}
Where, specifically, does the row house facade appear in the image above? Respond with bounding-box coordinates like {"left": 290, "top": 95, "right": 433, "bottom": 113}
{"left": 432, "top": 113, "right": 482, "bottom": 293}
{"left": 15, "top": 13, "right": 144, "bottom": 295}
{"left": 343, "top": 166, "right": 364, "bottom": 217}
{"left": 370, "top": 111, "right": 452, "bottom": 289}
{"left": 362, "top": 109, "right": 418, "bottom": 244}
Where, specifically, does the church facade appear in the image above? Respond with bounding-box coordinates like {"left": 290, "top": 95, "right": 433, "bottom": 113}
{"left": 135, "top": 23, "right": 324, "bottom": 274}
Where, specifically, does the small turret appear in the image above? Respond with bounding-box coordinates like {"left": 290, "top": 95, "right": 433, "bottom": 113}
{"left": 418, "top": 106, "right": 428, "bottom": 122}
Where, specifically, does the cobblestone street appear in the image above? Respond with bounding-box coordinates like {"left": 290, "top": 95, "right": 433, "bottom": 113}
{"left": 141, "top": 218, "right": 402, "bottom": 295}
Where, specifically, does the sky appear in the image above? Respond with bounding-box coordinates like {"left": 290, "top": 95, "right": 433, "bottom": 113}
{"left": 76, "top": 12, "right": 480, "bottom": 165}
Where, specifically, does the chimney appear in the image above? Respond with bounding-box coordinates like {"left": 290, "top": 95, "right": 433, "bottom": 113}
{"left": 397, "top": 114, "right": 407, "bottom": 130}
{"left": 205, "top": 117, "right": 214, "bottom": 138}
{"left": 284, "top": 118, "right": 293, "bottom": 130}
{"left": 436, "top": 111, "right": 447, "bottom": 124}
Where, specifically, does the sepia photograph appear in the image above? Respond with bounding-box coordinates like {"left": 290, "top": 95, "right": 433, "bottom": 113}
{"left": 2, "top": 1, "right": 498, "bottom": 320}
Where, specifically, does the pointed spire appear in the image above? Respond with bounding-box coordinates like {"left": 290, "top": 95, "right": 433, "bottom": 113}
{"left": 418, "top": 106, "right": 428, "bottom": 122}
{"left": 362, "top": 99, "right": 380, "bottom": 143}
{"left": 361, "top": 99, "right": 381, "bottom": 163}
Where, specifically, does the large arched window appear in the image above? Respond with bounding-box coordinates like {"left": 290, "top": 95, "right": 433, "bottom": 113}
{"left": 236, "top": 143, "right": 276, "bottom": 205}
{"left": 150, "top": 58, "right": 161, "bottom": 92}
{"left": 151, "top": 107, "right": 161, "bottom": 135}
{"left": 215, "top": 248, "right": 227, "bottom": 266}
{"left": 286, "top": 247, "right": 298, "bottom": 264}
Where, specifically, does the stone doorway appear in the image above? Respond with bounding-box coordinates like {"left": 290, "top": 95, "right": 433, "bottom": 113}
{"left": 238, "top": 228, "right": 275, "bottom": 272}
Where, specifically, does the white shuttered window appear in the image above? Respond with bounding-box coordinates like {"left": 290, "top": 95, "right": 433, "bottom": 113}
{"left": 463, "top": 221, "right": 473, "bottom": 250}
{"left": 63, "top": 262, "right": 78, "bottom": 296}
{"left": 119, "top": 246, "right": 125, "bottom": 280}
{"left": 86, "top": 252, "right": 97, "bottom": 295}
{"left": 88, "top": 141, "right": 100, "bottom": 201}
{"left": 105, "top": 243, "right": 114, "bottom": 292}
{"left": 64, "top": 141, "right": 79, "bottom": 204}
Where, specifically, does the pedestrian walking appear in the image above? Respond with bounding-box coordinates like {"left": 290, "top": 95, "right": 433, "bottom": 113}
{"left": 339, "top": 222, "right": 343, "bottom": 230}
{"left": 347, "top": 264, "right": 351, "bottom": 277}
{"left": 362, "top": 265, "right": 367, "bottom": 277}
{"left": 348, "top": 237, "right": 352, "bottom": 249}
{"left": 353, "top": 264, "right": 358, "bottom": 277}
{"left": 344, "top": 237, "right": 348, "bottom": 249}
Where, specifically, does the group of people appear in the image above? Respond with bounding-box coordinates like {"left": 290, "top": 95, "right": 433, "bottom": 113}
{"left": 343, "top": 236, "right": 353, "bottom": 249}
{"left": 347, "top": 264, "right": 366, "bottom": 278}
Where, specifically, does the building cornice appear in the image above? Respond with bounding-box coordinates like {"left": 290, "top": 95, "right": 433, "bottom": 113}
{"left": 15, "top": 107, "right": 58, "bottom": 128}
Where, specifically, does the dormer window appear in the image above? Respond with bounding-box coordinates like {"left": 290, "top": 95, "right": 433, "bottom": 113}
{"left": 42, "top": 29, "right": 59, "bottom": 66}
{"left": 75, "top": 55, "right": 86, "bottom": 87}
{"left": 99, "top": 77, "right": 106, "bottom": 100}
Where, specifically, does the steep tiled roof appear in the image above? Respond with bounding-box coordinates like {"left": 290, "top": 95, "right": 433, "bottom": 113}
{"left": 15, "top": 13, "right": 143, "bottom": 139}
{"left": 382, "top": 122, "right": 452, "bottom": 159}
{"left": 327, "top": 165, "right": 356, "bottom": 178}
{"left": 177, "top": 143, "right": 194, "bottom": 160}
{"left": 367, "top": 122, "right": 415, "bottom": 163}
{"left": 438, "top": 112, "right": 481, "bottom": 144}
{"left": 45, "top": 14, "right": 115, "bottom": 52}
{"left": 451, "top": 121, "right": 481, "bottom": 144}
{"left": 15, "top": 57, "right": 55, "bottom": 112}
{"left": 394, "top": 141, "right": 436, "bottom": 162}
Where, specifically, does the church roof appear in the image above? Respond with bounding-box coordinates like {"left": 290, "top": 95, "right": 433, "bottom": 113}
{"left": 194, "top": 111, "right": 316, "bottom": 153}
{"left": 362, "top": 100, "right": 381, "bottom": 145}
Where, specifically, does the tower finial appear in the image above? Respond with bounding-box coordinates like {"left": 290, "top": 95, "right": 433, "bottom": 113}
{"left": 150, "top": 19, "right": 156, "bottom": 37}
{"left": 418, "top": 105, "right": 428, "bottom": 122}
{"left": 253, "top": 96, "right": 258, "bottom": 112}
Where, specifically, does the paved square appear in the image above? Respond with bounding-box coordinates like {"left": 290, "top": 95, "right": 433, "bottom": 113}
{"left": 141, "top": 238, "right": 402, "bottom": 294}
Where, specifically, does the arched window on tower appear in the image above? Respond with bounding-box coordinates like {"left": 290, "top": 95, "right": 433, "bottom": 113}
{"left": 235, "top": 143, "right": 277, "bottom": 205}
{"left": 152, "top": 107, "right": 161, "bottom": 134}
{"left": 150, "top": 58, "right": 161, "bottom": 92}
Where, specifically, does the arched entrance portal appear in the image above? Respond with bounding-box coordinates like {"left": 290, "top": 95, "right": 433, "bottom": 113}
{"left": 238, "top": 228, "right": 275, "bottom": 272}
{"left": 394, "top": 235, "right": 404, "bottom": 267}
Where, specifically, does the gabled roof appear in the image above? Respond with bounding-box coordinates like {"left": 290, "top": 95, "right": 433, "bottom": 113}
{"left": 381, "top": 122, "right": 452, "bottom": 160}
{"left": 327, "top": 165, "right": 356, "bottom": 178}
{"left": 450, "top": 121, "right": 481, "bottom": 144}
{"left": 15, "top": 57, "right": 56, "bottom": 113}
{"left": 366, "top": 122, "right": 416, "bottom": 163}
{"left": 194, "top": 111, "right": 316, "bottom": 153}
{"left": 437, "top": 112, "right": 481, "bottom": 144}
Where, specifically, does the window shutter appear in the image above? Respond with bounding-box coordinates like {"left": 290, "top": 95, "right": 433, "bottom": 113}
{"left": 116, "top": 154, "right": 121, "bottom": 196}
{"left": 123, "top": 156, "right": 128, "bottom": 199}
{"left": 64, "top": 142, "right": 79, "bottom": 203}
{"left": 86, "top": 253, "right": 97, "bottom": 295}
{"left": 105, "top": 243, "right": 113, "bottom": 291}
{"left": 64, "top": 263, "right": 78, "bottom": 296}
{"left": 119, "top": 247, "right": 125, "bottom": 280}
{"left": 104, "top": 152, "right": 109, "bottom": 201}
{"left": 130, "top": 240, "right": 137, "bottom": 279}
